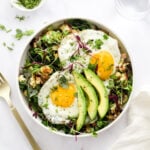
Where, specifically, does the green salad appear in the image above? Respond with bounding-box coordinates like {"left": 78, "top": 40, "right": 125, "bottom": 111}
{"left": 19, "top": 19, "right": 132, "bottom": 136}
{"left": 17, "top": 0, "right": 41, "bottom": 9}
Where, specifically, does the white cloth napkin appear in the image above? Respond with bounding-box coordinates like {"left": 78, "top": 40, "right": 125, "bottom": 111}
{"left": 112, "top": 87, "right": 150, "bottom": 150}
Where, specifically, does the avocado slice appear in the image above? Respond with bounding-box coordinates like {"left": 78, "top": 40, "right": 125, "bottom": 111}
{"left": 84, "top": 69, "right": 109, "bottom": 119}
{"left": 76, "top": 86, "right": 87, "bottom": 131}
{"left": 73, "top": 71, "right": 98, "bottom": 120}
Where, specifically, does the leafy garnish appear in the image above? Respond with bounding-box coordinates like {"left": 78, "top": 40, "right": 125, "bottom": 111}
{"left": 15, "top": 29, "right": 34, "bottom": 40}
{"left": 42, "top": 102, "right": 49, "bottom": 109}
{"left": 2, "top": 42, "right": 14, "bottom": 51}
{"left": 94, "top": 39, "right": 103, "bottom": 49}
{"left": 103, "top": 34, "right": 109, "bottom": 40}
{"left": 88, "top": 63, "right": 97, "bottom": 71}
{"left": 7, "top": 46, "right": 14, "bottom": 51}
{"left": 58, "top": 75, "right": 68, "bottom": 88}
{"left": 87, "top": 39, "right": 103, "bottom": 49}
{"left": 16, "top": 15, "right": 26, "bottom": 21}
{"left": 0, "top": 24, "right": 12, "bottom": 33}
{"left": 2, "top": 42, "right": 6, "bottom": 47}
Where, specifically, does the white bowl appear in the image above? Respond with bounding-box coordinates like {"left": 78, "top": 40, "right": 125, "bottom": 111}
{"left": 17, "top": 18, "right": 134, "bottom": 138}
{"left": 11, "top": 0, "right": 46, "bottom": 12}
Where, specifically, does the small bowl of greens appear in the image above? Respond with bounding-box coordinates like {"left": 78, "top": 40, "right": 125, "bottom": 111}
{"left": 11, "top": 0, "right": 46, "bottom": 11}
{"left": 17, "top": 18, "right": 133, "bottom": 137}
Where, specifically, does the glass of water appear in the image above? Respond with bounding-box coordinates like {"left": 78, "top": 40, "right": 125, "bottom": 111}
{"left": 115, "top": 0, "right": 150, "bottom": 20}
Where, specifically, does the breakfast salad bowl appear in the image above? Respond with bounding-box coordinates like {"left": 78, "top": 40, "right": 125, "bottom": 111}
{"left": 17, "top": 18, "right": 133, "bottom": 137}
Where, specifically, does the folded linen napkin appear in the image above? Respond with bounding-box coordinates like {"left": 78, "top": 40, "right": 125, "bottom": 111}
{"left": 112, "top": 87, "right": 150, "bottom": 150}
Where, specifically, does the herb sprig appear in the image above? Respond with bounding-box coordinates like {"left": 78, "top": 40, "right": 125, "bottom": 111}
{"left": 15, "top": 15, "right": 26, "bottom": 21}
{"left": 2, "top": 42, "right": 14, "bottom": 51}
{"left": 0, "top": 24, "right": 12, "bottom": 33}
{"left": 15, "top": 29, "right": 34, "bottom": 40}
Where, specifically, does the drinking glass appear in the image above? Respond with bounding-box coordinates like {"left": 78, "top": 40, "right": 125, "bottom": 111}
{"left": 115, "top": 0, "right": 150, "bottom": 20}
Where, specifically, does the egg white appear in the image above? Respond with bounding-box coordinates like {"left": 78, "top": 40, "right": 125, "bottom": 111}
{"left": 38, "top": 71, "right": 78, "bottom": 124}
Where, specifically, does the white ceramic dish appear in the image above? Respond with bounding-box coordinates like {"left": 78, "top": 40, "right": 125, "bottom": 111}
{"left": 11, "top": 0, "right": 46, "bottom": 12}
{"left": 17, "top": 18, "right": 134, "bottom": 138}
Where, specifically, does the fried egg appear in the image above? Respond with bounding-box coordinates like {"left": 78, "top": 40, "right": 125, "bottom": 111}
{"left": 58, "top": 29, "right": 121, "bottom": 80}
{"left": 38, "top": 71, "right": 78, "bottom": 124}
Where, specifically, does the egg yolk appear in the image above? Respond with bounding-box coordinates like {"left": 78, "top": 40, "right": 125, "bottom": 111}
{"left": 50, "top": 84, "right": 76, "bottom": 108}
{"left": 90, "top": 51, "right": 114, "bottom": 80}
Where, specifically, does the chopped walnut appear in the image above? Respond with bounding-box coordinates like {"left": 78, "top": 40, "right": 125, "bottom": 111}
{"left": 35, "top": 76, "right": 43, "bottom": 84}
{"left": 18, "top": 75, "right": 26, "bottom": 82}
{"left": 33, "top": 41, "right": 37, "bottom": 48}
{"left": 115, "top": 72, "right": 121, "bottom": 78}
{"left": 120, "top": 73, "right": 128, "bottom": 82}
{"left": 23, "top": 90, "right": 27, "bottom": 97}
{"left": 40, "top": 65, "right": 52, "bottom": 74}
{"left": 72, "top": 29, "right": 78, "bottom": 34}
{"left": 29, "top": 75, "right": 43, "bottom": 88}
{"left": 118, "top": 53, "right": 129, "bottom": 72}
{"left": 60, "top": 24, "right": 72, "bottom": 33}
{"left": 46, "top": 30, "right": 52, "bottom": 36}
{"left": 121, "top": 53, "right": 127, "bottom": 59}
{"left": 40, "top": 65, "right": 53, "bottom": 81}
{"left": 54, "top": 53, "right": 58, "bottom": 59}
{"left": 29, "top": 75, "right": 36, "bottom": 88}
{"left": 52, "top": 45, "right": 59, "bottom": 51}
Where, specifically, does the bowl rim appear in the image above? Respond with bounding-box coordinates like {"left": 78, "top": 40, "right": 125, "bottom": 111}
{"left": 16, "top": 17, "right": 135, "bottom": 138}
{"left": 11, "top": 0, "right": 46, "bottom": 12}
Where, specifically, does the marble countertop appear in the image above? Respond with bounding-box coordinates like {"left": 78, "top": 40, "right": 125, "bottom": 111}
{"left": 0, "top": 0, "right": 150, "bottom": 150}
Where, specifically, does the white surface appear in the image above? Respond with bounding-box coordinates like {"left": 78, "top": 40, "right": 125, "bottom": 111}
{"left": 112, "top": 88, "right": 150, "bottom": 150}
{"left": 0, "top": 0, "right": 150, "bottom": 150}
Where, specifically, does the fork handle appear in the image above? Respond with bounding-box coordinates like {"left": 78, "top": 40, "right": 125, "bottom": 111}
{"left": 11, "top": 108, "right": 41, "bottom": 150}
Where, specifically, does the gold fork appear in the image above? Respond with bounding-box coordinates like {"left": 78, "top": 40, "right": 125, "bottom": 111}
{"left": 0, "top": 72, "right": 41, "bottom": 150}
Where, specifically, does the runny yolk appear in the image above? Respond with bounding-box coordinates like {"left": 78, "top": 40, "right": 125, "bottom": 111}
{"left": 90, "top": 50, "right": 114, "bottom": 80}
{"left": 50, "top": 84, "right": 76, "bottom": 108}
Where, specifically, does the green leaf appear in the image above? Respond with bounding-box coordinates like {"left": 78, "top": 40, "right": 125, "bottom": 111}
{"left": 87, "top": 39, "right": 104, "bottom": 49}
{"left": 94, "top": 39, "right": 103, "bottom": 49}
{"left": 15, "top": 29, "right": 34, "bottom": 40}
{"left": 15, "top": 29, "right": 23, "bottom": 40}
{"left": 107, "top": 79, "right": 115, "bottom": 89}
{"left": 24, "top": 30, "right": 34, "bottom": 36}
{"left": 88, "top": 63, "right": 97, "bottom": 71}
{"left": 58, "top": 75, "right": 68, "bottom": 88}
{"left": 103, "top": 34, "right": 109, "bottom": 40}
{"left": 0, "top": 24, "right": 12, "bottom": 33}
{"left": 67, "top": 19, "right": 93, "bottom": 30}
{"left": 16, "top": 15, "right": 25, "bottom": 21}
